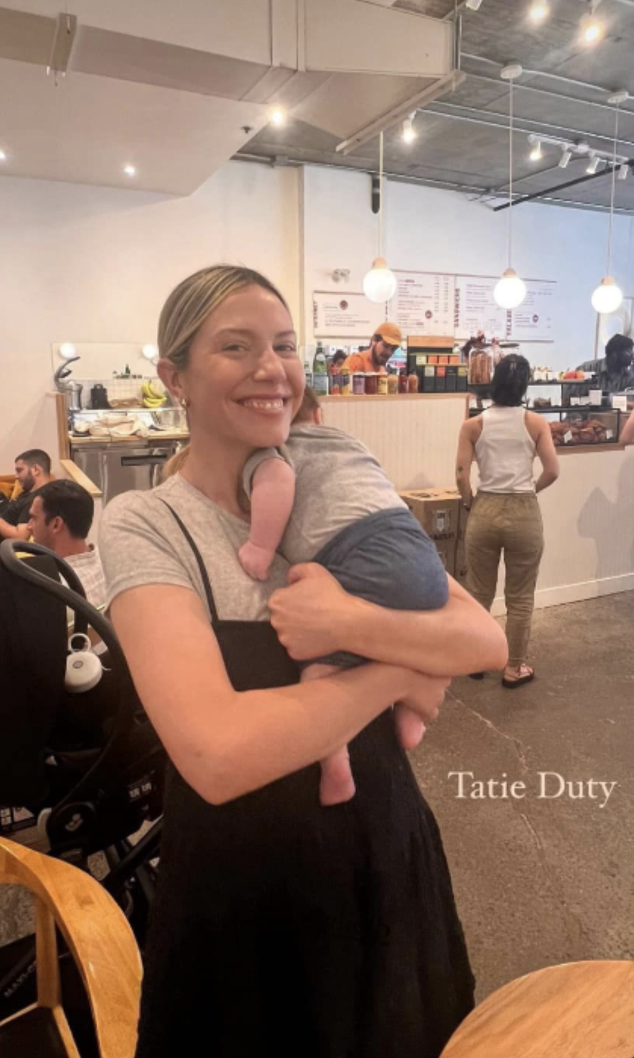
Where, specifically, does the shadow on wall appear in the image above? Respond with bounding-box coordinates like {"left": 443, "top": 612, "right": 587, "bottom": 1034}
{"left": 577, "top": 457, "right": 634, "bottom": 583}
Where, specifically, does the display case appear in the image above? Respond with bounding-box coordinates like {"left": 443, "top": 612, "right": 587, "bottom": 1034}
{"left": 536, "top": 407, "right": 623, "bottom": 448}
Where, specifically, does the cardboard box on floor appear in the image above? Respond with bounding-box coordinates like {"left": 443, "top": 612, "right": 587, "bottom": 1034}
{"left": 400, "top": 488, "right": 461, "bottom": 577}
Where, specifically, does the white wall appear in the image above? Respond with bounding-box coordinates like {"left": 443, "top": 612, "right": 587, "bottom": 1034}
{"left": 3, "top": 155, "right": 634, "bottom": 469}
{"left": 0, "top": 161, "right": 299, "bottom": 470}
{"left": 301, "top": 166, "right": 634, "bottom": 370}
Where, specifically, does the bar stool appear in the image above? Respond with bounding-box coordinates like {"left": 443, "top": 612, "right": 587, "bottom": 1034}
{"left": 440, "top": 960, "right": 634, "bottom": 1058}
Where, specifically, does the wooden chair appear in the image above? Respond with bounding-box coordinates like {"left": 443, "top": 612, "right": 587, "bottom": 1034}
{"left": 440, "top": 960, "right": 634, "bottom": 1058}
{"left": 0, "top": 837, "right": 142, "bottom": 1057}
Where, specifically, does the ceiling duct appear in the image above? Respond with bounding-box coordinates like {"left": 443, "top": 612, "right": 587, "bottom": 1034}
{"left": 0, "top": 0, "right": 456, "bottom": 193}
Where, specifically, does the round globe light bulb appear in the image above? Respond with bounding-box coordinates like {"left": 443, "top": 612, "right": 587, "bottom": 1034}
{"left": 493, "top": 268, "right": 527, "bottom": 310}
{"left": 591, "top": 276, "right": 623, "bottom": 314}
{"left": 363, "top": 258, "right": 398, "bottom": 304}
{"left": 59, "top": 342, "right": 77, "bottom": 359}
{"left": 142, "top": 343, "right": 159, "bottom": 360}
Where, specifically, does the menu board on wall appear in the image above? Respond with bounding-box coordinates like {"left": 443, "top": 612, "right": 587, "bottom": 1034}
{"left": 390, "top": 270, "right": 455, "bottom": 335}
{"left": 313, "top": 292, "right": 385, "bottom": 338}
{"left": 454, "top": 275, "right": 510, "bottom": 340}
{"left": 509, "top": 280, "right": 555, "bottom": 342}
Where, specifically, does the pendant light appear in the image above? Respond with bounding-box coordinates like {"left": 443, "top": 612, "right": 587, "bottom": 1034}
{"left": 494, "top": 64, "right": 527, "bottom": 311}
{"left": 592, "top": 91, "right": 627, "bottom": 315}
{"left": 363, "top": 131, "right": 397, "bottom": 304}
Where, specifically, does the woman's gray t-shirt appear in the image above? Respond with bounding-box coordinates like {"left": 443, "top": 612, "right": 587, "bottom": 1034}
{"left": 99, "top": 474, "right": 290, "bottom": 620}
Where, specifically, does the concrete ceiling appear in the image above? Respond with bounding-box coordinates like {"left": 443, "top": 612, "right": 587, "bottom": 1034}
{"left": 240, "top": 0, "right": 634, "bottom": 213}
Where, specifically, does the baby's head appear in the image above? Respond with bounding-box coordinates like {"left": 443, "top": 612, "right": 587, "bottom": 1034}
{"left": 293, "top": 386, "right": 322, "bottom": 426}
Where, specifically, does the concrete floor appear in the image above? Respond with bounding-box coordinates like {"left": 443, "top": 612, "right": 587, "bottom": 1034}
{"left": 410, "top": 591, "right": 634, "bottom": 1002}
{"left": 2, "top": 593, "right": 634, "bottom": 1005}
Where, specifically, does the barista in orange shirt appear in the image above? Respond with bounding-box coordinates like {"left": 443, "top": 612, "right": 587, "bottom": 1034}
{"left": 342, "top": 322, "right": 402, "bottom": 375}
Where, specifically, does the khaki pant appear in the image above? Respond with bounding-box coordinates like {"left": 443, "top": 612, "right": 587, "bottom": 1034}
{"left": 465, "top": 492, "right": 544, "bottom": 668}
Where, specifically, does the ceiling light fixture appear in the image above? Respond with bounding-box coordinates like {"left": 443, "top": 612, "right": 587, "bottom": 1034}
{"left": 586, "top": 153, "right": 600, "bottom": 174}
{"left": 592, "top": 91, "right": 627, "bottom": 314}
{"left": 619, "top": 163, "right": 629, "bottom": 181}
{"left": 0, "top": 150, "right": 6, "bottom": 162}
{"left": 529, "top": 1, "right": 549, "bottom": 22}
{"left": 465, "top": 0, "right": 484, "bottom": 9}
{"left": 402, "top": 115, "right": 417, "bottom": 144}
{"left": 529, "top": 139, "right": 542, "bottom": 161}
{"left": 59, "top": 343, "right": 77, "bottom": 359}
{"left": 494, "top": 64, "right": 526, "bottom": 311}
{"left": 363, "top": 131, "right": 397, "bottom": 305}
{"left": 580, "top": 1, "right": 604, "bottom": 44}
{"left": 558, "top": 148, "right": 572, "bottom": 168}
{"left": 142, "top": 344, "right": 159, "bottom": 360}
{"left": 123, "top": 164, "right": 136, "bottom": 177}
{"left": 269, "top": 107, "right": 287, "bottom": 128}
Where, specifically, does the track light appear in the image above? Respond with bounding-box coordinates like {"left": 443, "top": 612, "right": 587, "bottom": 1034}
{"left": 580, "top": 10, "right": 604, "bottom": 44}
{"left": 559, "top": 149, "right": 572, "bottom": 168}
{"left": 619, "top": 163, "right": 629, "bottom": 180}
{"left": 529, "top": 139, "right": 542, "bottom": 161}
{"left": 465, "top": 0, "right": 483, "bottom": 9}
{"left": 586, "top": 153, "right": 600, "bottom": 174}
{"left": 402, "top": 116, "right": 416, "bottom": 144}
{"left": 529, "top": 1, "right": 549, "bottom": 21}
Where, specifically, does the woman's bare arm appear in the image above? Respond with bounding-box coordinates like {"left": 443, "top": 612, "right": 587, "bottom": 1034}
{"left": 620, "top": 407, "right": 634, "bottom": 446}
{"left": 527, "top": 413, "right": 560, "bottom": 493}
{"left": 455, "top": 419, "right": 477, "bottom": 507}
{"left": 270, "top": 565, "right": 508, "bottom": 677}
{"left": 111, "top": 584, "right": 448, "bottom": 805}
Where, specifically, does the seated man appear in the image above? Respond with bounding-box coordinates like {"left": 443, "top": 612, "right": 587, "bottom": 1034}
{"left": 0, "top": 449, "right": 55, "bottom": 540}
{"left": 27, "top": 479, "right": 106, "bottom": 610}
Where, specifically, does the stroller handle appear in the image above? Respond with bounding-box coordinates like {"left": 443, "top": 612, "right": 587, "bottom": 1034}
{"left": 0, "top": 539, "right": 136, "bottom": 812}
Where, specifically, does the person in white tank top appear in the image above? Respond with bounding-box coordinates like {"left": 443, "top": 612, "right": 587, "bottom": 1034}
{"left": 455, "top": 355, "right": 560, "bottom": 688}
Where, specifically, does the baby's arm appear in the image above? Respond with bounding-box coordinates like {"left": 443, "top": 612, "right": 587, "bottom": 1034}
{"left": 238, "top": 456, "right": 296, "bottom": 581}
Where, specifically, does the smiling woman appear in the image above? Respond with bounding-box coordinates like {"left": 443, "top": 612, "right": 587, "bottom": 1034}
{"left": 97, "top": 264, "right": 494, "bottom": 1058}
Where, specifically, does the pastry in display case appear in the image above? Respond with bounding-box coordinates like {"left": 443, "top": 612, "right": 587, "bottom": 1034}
{"left": 545, "top": 409, "right": 621, "bottom": 447}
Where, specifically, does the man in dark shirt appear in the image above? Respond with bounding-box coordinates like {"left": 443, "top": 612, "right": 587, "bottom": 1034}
{"left": 0, "top": 449, "right": 54, "bottom": 541}
{"left": 577, "top": 334, "right": 634, "bottom": 394}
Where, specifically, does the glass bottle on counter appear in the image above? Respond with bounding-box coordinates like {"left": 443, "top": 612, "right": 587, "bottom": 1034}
{"left": 352, "top": 373, "right": 365, "bottom": 395}
{"left": 387, "top": 371, "right": 399, "bottom": 395}
{"left": 398, "top": 368, "right": 408, "bottom": 394}
{"left": 312, "top": 342, "right": 329, "bottom": 395}
{"left": 407, "top": 372, "right": 419, "bottom": 393}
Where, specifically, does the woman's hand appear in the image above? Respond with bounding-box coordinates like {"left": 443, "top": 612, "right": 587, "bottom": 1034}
{"left": 269, "top": 563, "right": 357, "bottom": 660}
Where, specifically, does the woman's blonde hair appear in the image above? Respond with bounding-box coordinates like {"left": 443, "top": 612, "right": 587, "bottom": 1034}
{"left": 159, "top": 264, "right": 289, "bottom": 369}
{"left": 159, "top": 265, "right": 290, "bottom": 481}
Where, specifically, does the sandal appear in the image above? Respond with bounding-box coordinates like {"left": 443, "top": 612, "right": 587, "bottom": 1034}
{"left": 502, "top": 664, "right": 534, "bottom": 689}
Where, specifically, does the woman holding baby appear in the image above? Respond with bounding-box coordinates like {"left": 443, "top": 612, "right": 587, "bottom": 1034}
{"left": 100, "top": 265, "right": 507, "bottom": 1058}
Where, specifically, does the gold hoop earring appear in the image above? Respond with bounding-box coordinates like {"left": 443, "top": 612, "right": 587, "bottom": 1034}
{"left": 180, "top": 398, "right": 189, "bottom": 409}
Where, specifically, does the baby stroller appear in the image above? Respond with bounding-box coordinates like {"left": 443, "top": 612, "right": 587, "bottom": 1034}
{"left": 0, "top": 539, "right": 166, "bottom": 1031}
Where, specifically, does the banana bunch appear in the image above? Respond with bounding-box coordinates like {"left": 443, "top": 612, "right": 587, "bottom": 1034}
{"left": 142, "top": 380, "right": 167, "bottom": 408}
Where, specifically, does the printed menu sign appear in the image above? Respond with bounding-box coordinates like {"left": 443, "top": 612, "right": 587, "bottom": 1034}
{"left": 454, "top": 275, "right": 510, "bottom": 340}
{"left": 390, "top": 271, "right": 455, "bottom": 335}
{"left": 313, "top": 292, "right": 386, "bottom": 338}
{"left": 510, "top": 280, "right": 555, "bottom": 341}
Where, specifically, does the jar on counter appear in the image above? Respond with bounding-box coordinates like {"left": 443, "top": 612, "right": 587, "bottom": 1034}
{"left": 398, "top": 370, "right": 408, "bottom": 394}
{"left": 352, "top": 373, "right": 365, "bottom": 395}
{"left": 407, "top": 372, "right": 419, "bottom": 393}
{"left": 377, "top": 375, "right": 388, "bottom": 396}
{"left": 387, "top": 373, "right": 399, "bottom": 395}
{"left": 340, "top": 371, "right": 351, "bottom": 396}
{"left": 364, "top": 373, "right": 378, "bottom": 395}
{"left": 468, "top": 346, "right": 493, "bottom": 385}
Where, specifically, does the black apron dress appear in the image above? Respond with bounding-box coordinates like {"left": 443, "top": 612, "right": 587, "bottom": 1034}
{"left": 135, "top": 506, "right": 475, "bottom": 1058}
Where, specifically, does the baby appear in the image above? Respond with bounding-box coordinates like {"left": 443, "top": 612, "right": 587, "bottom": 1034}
{"left": 238, "top": 389, "right": 449, "bottom": 807}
